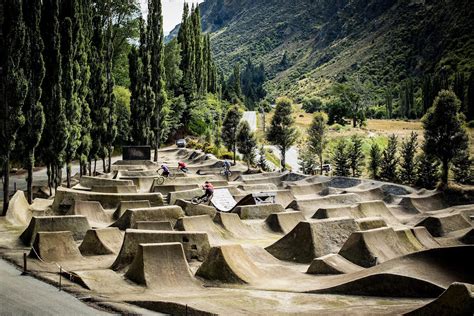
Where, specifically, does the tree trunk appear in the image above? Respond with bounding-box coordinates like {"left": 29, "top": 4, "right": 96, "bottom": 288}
{"left": 26, "top": 156, "right": 33, "bottom": 204}
{"left": 154, "top": 132, "right": 158, "bottom": 162}
{"left": 2, "top": 155, "right": 9, "bottom": 216}
{"left": 94, "top": 159, "right": 97, "bottom": 175}
{"left": 66, "top": 162, "right": 71, "bottom": 188}
{"left": 352, "top": 117, "right": 357, "bottom": 128}
{"left": 102, "top": 157, "right": 106, "bottom": 173}
{"left": 281, "top": 147, "right": 286, "bottom": 171}
{"left": 108, "top": 146, "right": 113, "bottom": 173}
{"left": 320, "top": 155, "right": 323, "bottom": 175}
{"left": 441, "top": 158, "right": 449, "bottom": 184}
{"left": 233, "top": 144, "right": 236, "bottom": 165}
{"left": 79, "top": 161, "right": 83, "bottom": 177}
{"left": 88, "top": 159, "right": 92, "bottom": 176}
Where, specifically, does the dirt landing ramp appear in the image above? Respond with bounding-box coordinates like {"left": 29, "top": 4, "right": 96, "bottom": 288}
{"left": 175, "top": 199, "right": 217, "bottom": 218}
{"left": 213, "top": 212, "right": 277, "bottom": 241}
{"left": 125, "top": 242, "right": 202, "bottom": 289}
{"left": 398, "top": 191, "right": 447, "bottom": 213}
{"left": 196, "top": 244, "right": 268, "bottom": 284}
{"left": 111, "top": 229, "right": 211, "bottom": 270}
{"left": 264, "top": 211, "right": 305, "bottom": 234}
{"left": 20, "top": 215, "right": 91, "bottom": 246}
{"left": 68, "top": 200, "right": 111, "bottom": 227}
{"left": 405, "top": 282, "right": 474, "bottom": 315}
{"left": 338, "top": 227, "right": 426, "bottom": 267}
{"left": 79, "top": 227, "right": 124, "bottom": 255}
{"left": 411, "top": 227, "right": 440, "bottom": 249}
{"left": 266, "top": 218, "right": 358, "bottom": 263}
{"left": 307, "top": 254, "right": 364, "bottom": 274}
{"left": 135, "top": 221, "right": 173, "bottom": 231}
{"left": 415, "top": 213, "right": 472, "bottom": 237}
{"left": 114, "top": 200, "right": 151, "bottom": 219}
{"left": 287, "top": 193, "right": 362, "bottom": 215}
{"left": 309, "top": 246, "right": 474, "bottom": 298}
{"left": 30, "top": 231, "right": 82, "bottom": 262}
{"left": 175, "top": 215, "right": 230, "bottom": 245}
{"left": 153, "top": 184, "right": 200, "bottom": 196}
{"left": 233, "top": 204, "right": 284, "bottom": 219}
{"left": 111, "top": 206, "right": 185, "bottom": 230}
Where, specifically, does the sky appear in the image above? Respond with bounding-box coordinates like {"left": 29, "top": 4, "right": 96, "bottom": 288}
{"left": 139, "top": 0, "right": 204, "bottom": 35}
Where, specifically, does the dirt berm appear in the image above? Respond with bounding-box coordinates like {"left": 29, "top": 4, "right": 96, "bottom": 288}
{"left": 111, "top": 206, "right": 185, "bottom": 230}
{"left": 20, "top": 215, "right": 91, "bottom": 246}
{"left": 265, "top": 217, "right": 358, "bottom": 263}
{"left": 30, "top": 231, "right": 83, "bottom": 262}
{"left": 79, "top": 227, "right": 124, "bottom": 255}
{"left": 264, "top": 211, "right": 305, "bottom": 234}
{"left": 111, "top": 229, "right": 211, "bottom": 270}
{"left": 125, "top": 242, "right": 202, "bottom": 289}
{"left": 68, "top": 200, "right": 111, "bottom": 227}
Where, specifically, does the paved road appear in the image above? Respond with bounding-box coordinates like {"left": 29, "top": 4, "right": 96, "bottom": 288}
{"left": 0, "top": 259, "right": 111, "bottom": 315}
{"left": 242, "top": 111, "right": 257, "bottom": 132}
{"left": 266, "top": 145, "right": 301, "bottom": 172}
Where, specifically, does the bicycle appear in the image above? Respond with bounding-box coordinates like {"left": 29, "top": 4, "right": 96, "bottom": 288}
{"left": 191, "top": 194, "right": 214, "bottom": 205}
{"left": 220, "top": 168, "right": 232, "bottom": 179}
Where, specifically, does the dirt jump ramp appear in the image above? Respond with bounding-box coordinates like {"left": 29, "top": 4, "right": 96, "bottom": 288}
{"left": 68, "top": 200, "right": 111, "bottom": 227}
{"left": 30, "top": 231, "right": 83, "bottom": 262}
{"left": 174, "top": 199, "right": 217, "bottom": 218}
{"left": 232, "top": 204, "right": 284, "bottom": 219}
{"left": 264, "top": 211, "right": 305, "bottom": 234}
{"left": 287, "top": 193, "right": 362, "bottom": 215}
{"left": 153, "top": 184, "right": 199, "bottom": 196}
{"left": 20, "top": 215, "right": 91, "bottom": 246}
{"left": 405, "top": 282, "right": 474, "bottom": 315}
{"left": 196, "top": 244, "right": 268, "bottom": 284}
{"left": 114, "top": 200, "right": 151, "bottom": 219}
{"left": 111, "top": 206, "right": 185, "bottom": 230}
{"left": 135, "top": 221, "right": 173, "bottom": 231}
{"left": 79, "top": 227, "right": 124, "bottom": 256}
{"left": 111, "top": 229, "right": 211, "bottom": 270}
{"left": 398, "top": 191, "right": 447, "bottom": 213}
{"left": 168, "top": 188, "right": 205, "bottom": 205}
{"left": 265, "top": 217, "right": 358, "bottom": 263}
{"left": 415, "top": 213, "right": 472, "bottom": 237}
{"left": 91, "top": 185, "right": 138, "bottom": 193}
{"left": 79, "top": 176, "right": 134, "bottom": 189}
{"left": 338, "top": 227, "right": 426, "bottom": 267}
{"left": 125, "top": 242, "right": 202, "bottom": 289}
{"left": 175, "top": 215, "right": 231, "bottom": 245}
{"left": 411, "top": 227, "right": 440, "bottom": 249}
{"left": 306, "top": 253, "right": 364, "bottom": 275}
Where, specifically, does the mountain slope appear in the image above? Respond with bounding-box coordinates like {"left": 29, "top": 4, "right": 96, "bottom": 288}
{"left": 199, "top": 0, "right": 474, "bottom": 100}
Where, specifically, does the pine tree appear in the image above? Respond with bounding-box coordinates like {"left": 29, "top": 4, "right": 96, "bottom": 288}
{"left": 236, "top": 121, "right": 257, "bottom": 171}
{"left": 192, "top": 5, "right": 204, "bottom": 95}
{"left": 177, "top": 3, "right": 196, "bottom": 101}
{"left": 380, "top": 134, "right": 399, "bottom": 182}
{"left": 385, "top": 87, "right": 393, "bottom": 119}
{"left": 415, "top": 153, "right": 439, "bottom": 189}
{"left": 422, "top": 74, "right": 432, "bottom": 114}
{"left": 368, "top": 142, "right": 382, "bottom": 180}
{"left": 308, "top": 112, "right": 328, "bottom": 174}
{"left": 332, "top": 140, "right": 350, "bottom": 177}
{"left": 266, "top": 97, "right": 298, "bottom": 170}
{"left": 452, "top": 149, "right": 472, "bottom": 184}
{"left": 232, "top": 63, "right": 242, "bottom": 102}
{"left": 164, "top": 39, "right": 183, "bottom": 95}
{"left": 222, "top": 106, "right": 242, "bottom": 164}
{"left": 467, "top": 71, "right": 474, "bottom": 122}
{"left": 453, "top": 72, "right": 465, "bottom": 112}
{"left": 17, "top": 0, "right": 45, "bottom": 202}
{"left": 423, "top": 90, "right": 469, "bottom": 185}
{"left": 1, "top": 0, "right": 28, "bottom": 213}
{"left": 399, "top": 132, "right": 418, "bottom": 185}
{"left": 257, "top": 145, "right": 269, "bottom": 171}
{"left": 348, "top": 135, "right": 365, "bottom": 177}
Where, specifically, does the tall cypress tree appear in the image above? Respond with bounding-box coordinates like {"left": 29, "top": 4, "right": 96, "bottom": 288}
{"left": 178, "top": 3, "right": 196, "bottom": 101}
{"left": 128, "top": 46, "right": 144, "bottom": 144}
{"left": 192, "top": 5, "right": 204, "bottom": 95}
{"left": 1, "top": 0, "right": 27, "bottom": 213}
{"left": 453, "top": 72, "right": 465, "bottom": 112}
{"left": 17, "top": 0, "right": 45, "bottom": 202}
{"left": 467, "top": 71, "right": 474, "bottom": 122}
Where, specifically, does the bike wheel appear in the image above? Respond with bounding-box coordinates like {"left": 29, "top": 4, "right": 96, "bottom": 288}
{"left": 155, "top": 176, "right": 165, "bottom": 185}
{"left": 191, "top": 197, "right": 200, "bottom": 205}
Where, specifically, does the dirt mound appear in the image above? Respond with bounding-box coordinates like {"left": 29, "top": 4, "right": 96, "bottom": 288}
{"left": 114, "top": 200, "right": 151, "bottom": 219}
{"left": 111, "top": 229, "right": 211, "bottom": 270}
{"left": 175, "top": 215, "right": 230, "bottom": 245}
{"left": 196, "top": 244, "right": 267, "bottom": 284}
{"left": 264, "top": 211, "right": 305, "bottom": 234}
{"left": 68, "top": 200, "right": 111, "bottom": 227}
{"left": 265, "top": 218, "right": 358, "bottom": 263}
{"left": 79, "top": 228, "right": 123, "bottom": 255}
{"left": 405, "top": 282, "right": 474, "bottom": 315}
{"left": 233, "top": 204, "right": 284, "bottom": 219}
{"left": 175, "top": 199, "right": 217, "bottom": 218}
{"left": 20, "top": 215, "right": 91, "bottom": 246}
{"left": 285, "top": 183, "right": 327, "bottom": 197}
{"left": 125, "top": 243, "right": 202, "bottom": 289}
{"left": 6, "top": 191, "right": 33, "bottom": 226}
{"left": 415, "top": 213, "right": 472, "bottom": 237}
{"left": 287, "top": 193, "right": 362, "bottom": 215}
{"left": 135, "top": 221, "right": 173, "bottom": 231}
{"left": 30, "top": 231, "right": 82, "bottom": 262}
{"left": 307, "top": 254, "right": 364, "bottom": 275}
{"left": 338, "top": 227, "right": 426, "bottom": 267}
{"left": 111, "top": 206, "right": 185, "bottom": 230}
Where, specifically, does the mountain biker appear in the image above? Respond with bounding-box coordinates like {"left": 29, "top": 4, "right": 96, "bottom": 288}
{"left": 200, "top": 181, "right": 214, "bottom": 201}
{"left": 160, "top": 164, "right": 170, "bottom": 177}
{"left": 177, "top": 161, "right": 188, "bottom": 173}
{"left": 223, "top": 159, "right": 231, "bottom": 172}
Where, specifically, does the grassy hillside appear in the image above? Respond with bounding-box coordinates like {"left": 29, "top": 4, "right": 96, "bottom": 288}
{"left": 199, "top": 0, "right": 474, "bottom": 101}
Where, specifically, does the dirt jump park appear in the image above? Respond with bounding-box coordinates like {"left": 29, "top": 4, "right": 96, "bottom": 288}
{"left": 0, "top": 146, "right": 473, "bottom": 315}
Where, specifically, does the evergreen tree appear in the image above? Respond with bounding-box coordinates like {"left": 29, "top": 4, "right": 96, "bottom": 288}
{"left": 192, "top": 5, "right": 204, "bottom": 95}
{"left": 232, "top": 63, "right": 242, "bottom": 102}
{"left": 128, "top": 46, "right": 145, "bottom": 144}
{"left": 423, "top": 90, "right": 469, "bottom": 185}
{"left": 453, "top": 72, "right": 465, "bottom": 112}
{"left": 177, "top": 3, "right": 196, "bottom": 101}
{"left": 399, "top": 132, "right": 418, "bottom": 185}
{"left": 332, "top": 140, "right": 350, "bottom": 177}
{"left": 385, "top": 87, "right": 393, "bottom": 119}
{"left": 452, "top": 149, "right": 472, "bottom": 184}
{"left": 422, "top": 74, "right": 432, "bottom": 114}
{"left": 467, "top": 71, "right": 474, "bottom": 122}
{"left": 380, "top": 134, "right": 399, "bottom": 182}
{"left": 368, "top": 142, "right": 382, "bottom": 180}
{"left": 307, "top": 112, "right": 328, "bottom": 175}
{"left": 17, "top": 0, "right": 45, "bottom": 202}
{"left": 236, "top": 121, "right": 257, "bottom": 171}
{"left": 415, "top": 152, "right": 439, "bottom": 189}
{"left": 222, "top": 106, "right": 242, "bottom": 164}
{"left": 266, "top": 97, "right": 298, "bottom": 170}
{"left": 257, "top": 145, "right": 269, "bottom": 171}
{"left": 1, "top": 0, "right": 27, "bottom": 213}
{"left": 348, "top": 135, "right": 365, "bottom": 177}
{"left": 164, "top": 39, "right": 183, "bottom": 95}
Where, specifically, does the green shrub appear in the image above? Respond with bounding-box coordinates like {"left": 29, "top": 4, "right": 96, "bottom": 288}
{"left": 467, "top": 120, "right": 474, "bottom": 128}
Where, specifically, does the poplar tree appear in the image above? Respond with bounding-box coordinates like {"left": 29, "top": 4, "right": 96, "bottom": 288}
{"left": 380, "top": 134, "right": 399, "bottom": 182}
{"left": 348, "top": 135, "right": 365, "bottom": 177}
{"left": 1, "top": 0, "right": 27, "bottom": 213}
{"left": 332, "top": 140, "right": 350, "bottom": 177}
{"left": 368, "top": 142, "right": 382, "bottom": 180}
{"left": 128, "top": 46, "right": 144, "bottom": 144}
{"left": 308, "top": 112, "right": 328, "bottom": 174}
{"left": 192, "top": 5, "right": 204, "bottom": 95}
{"left": 236, "top": 121, "right": 257, "bottom": 171}
{"left": 415, "top": 153, "right": 439, "bottom": 189}
{"left": 399, "top": 132, "right": 418, "bottom": 185}
{"left": 222, "top": 106, "right": 243, "bottom": 164}
{"left": 266, "top": 97, "right": 298, "bottom": 170}
{"left": 17, "top": 0, "right": 45, "bottom": 202}
{"left": 178, "top": 3, "right": 196, "bottom": 101}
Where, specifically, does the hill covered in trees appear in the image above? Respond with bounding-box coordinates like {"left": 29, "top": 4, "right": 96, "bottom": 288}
{"left": 197, "top": 0, "right": 474, "bottom": 104}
